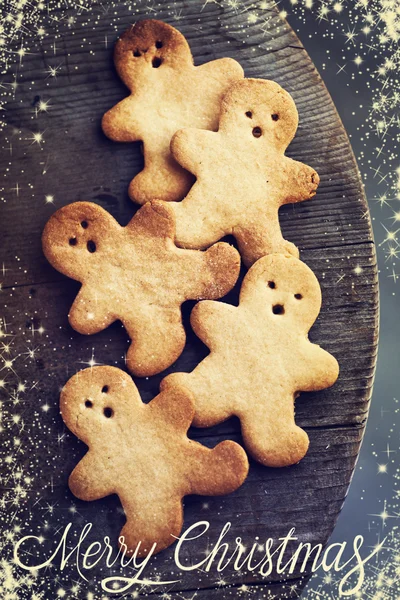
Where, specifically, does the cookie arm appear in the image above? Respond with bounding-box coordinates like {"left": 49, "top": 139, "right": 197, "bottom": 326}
{"left": 280, "top": 157, "right": 320, "bottom": 205}
{"left": 69, "top": 452, "right": 114, "bottom": 501}
{"left": 102, "top": 97, "right": 143, "bottom": 142}
{"left": 150, "top": 384, "right": 195, "bottom": 433}
{"left": 295, "top": 342, "right": 339, "bottom": 391}
{"left": 196, "top": 57, "right": 244, "bottom": 84}
{"left": 164, "top": 355, "right": 234, "bottom": 428}
{"left": 171, "top": 128, "right": 217, "bottom": 176}
{"left": 189, "top": 300, "right": 235, "bottom": 348}
{"left": 180, "top": 242, "right": 240, "bottom": 300}
{"left": 126, "top": 200, "right": 176, "bottom": 240}
{"left": 68, "top": 286, "right": 116, "bottom": 335}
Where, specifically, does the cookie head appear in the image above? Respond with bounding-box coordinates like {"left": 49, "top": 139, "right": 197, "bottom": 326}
{"left": 242, "top": 254, "right": 322, "bottom": 329}
{"left": 220, "top": 79, "right": 299, "bottom": 151}
{"left": 114, "top": 20, "right": 192, "bottom": 90}
{"left": 42, "top": 202, "right": 118, "bottom": 281}
{"left": 60, "top": 366, "right": 140, "bottom": 445}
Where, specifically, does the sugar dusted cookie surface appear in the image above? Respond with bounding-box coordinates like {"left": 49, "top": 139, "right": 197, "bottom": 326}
{"left": 164, "top": 254, "right": 339, "bottom": 468}
{"left": 102, "top": 19, "right": 244, "bottom": 204}
{"left": 42, "top": 201, "right": 240, "bottom": 377}
{"left": 61, "top": 366, "right": 249, "bottom": 556}
{"left": 170, "top": 78, "right": 320, "bottom": 266}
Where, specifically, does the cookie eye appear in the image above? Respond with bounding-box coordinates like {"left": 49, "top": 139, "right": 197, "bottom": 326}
{"left": 155, "top": 40, "right": 163, "bottom": 49}
{"left": 245, "top": 111, "right": 252, "bottom": 118}
{"left": 103, "top": 407, "right": 113, "bottom": 418}
{"left": 85, "top": 400, "right": 93, "bottom": 408}
{"left": 133, "top": 49, "right": 141, "bottom": 57}
{"left": 152, "top": 57, "right": 162, "bottom": 68}
{"left": 69, "top": 237, "right": 77, "bottom": 246}
{"left": 294, "top": 293, "right": 303, "bottom": 300}
{"left": 87, "top": 240, "right": 96, "bottom": 253}
{"left": 271, "top": 114, "right": 279, "bottom": 121}
{"left": 102, "top": 385, "right": 109, "bottom": 393}
{"left": 81, "top": 220, "right": 88, "bottom": 229}
{"left": 268, "top": 281, "right": 276, "bottom": 289}
{"left": 252, "top": 127, "right": 262, "bottom": 138}
{"left": 272, "top": 304, "right": 285, "bottom": 315}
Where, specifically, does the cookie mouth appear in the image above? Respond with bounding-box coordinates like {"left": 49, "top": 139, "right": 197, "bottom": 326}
{"left": 309, "top": 171, "right": 320, "bottom": 196}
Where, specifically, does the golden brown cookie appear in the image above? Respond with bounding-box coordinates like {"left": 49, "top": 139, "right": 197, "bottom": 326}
{"left": 42, "top": 201, "right": 240, "bottom": 377}
{"left": 61, "top": 366, "right": 249, "bottom": 556}
{"left": 101, "top": 19, "right": 244, "bottom": 204}
{"left": 163, "top": 254, "right": 339, "bottom": 468}
{"left": 170, "top": 78, "right": 320, "bottom": 267}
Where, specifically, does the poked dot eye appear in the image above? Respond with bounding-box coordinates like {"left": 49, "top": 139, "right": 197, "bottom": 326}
{"left": 87, "top": 240, "right": 96, "bottom": 253}
{"left": 252, "top": 126, "right": 262, "bottom": 138}
{"left": 133, "top": 49, "right": 141, "bottom": 57}
{"left": 81, "top": 220, "right": 88, "bottom": 229}
{"left": 155, "top": 40, "right": 163, "bottom": 49}
{"left": 85, "top": 399, "right": 93, "bottom": 408}
{"left": 245, "top": 111, "right": 252, "bottom": 118}
{"left": 268, "top": 281, "right": 276, "bottom": 289}
{"left": 294, "top": 293, "right": 303, "bottom": 300}
{"left": 102, "top": 385, "right": 109, "bottom": 393}
{"left": 271, "top": 114, "right": 279, "bottom": 121}
{"left": 69, "top": 237, "right": 77, "bottom": 246}
{"left": 152, "top": 57, "right": 162, "bottom": 68}
{"left": 103, "top": 407, "right": 113, "bottom": 418}
{"left": 272, "top": 304, "right": 285, "bottom": 315}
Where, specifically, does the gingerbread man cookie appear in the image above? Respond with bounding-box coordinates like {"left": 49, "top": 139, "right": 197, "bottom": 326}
{"left": 42, "top": 201, "right": 240, "bottom": 377}
{"left": 102, "top": 20, "right": 244, "bottom": 204}
{"left": 170, "top": 78, "right": 320, "bottom": 267}
{"left": 164, "top": 254, "right": 339, "bottom": 468}
{"left": 61, "top": 366, "right": 249, "bottom": 556}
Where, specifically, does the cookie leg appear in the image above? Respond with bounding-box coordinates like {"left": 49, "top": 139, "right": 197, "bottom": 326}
{"left": 234, "top": 221, "right": 299, "bottom": 267}
{"left": 119, "top": 496, "right": 184, "bottom": 557}
{"left": 240, "top": 410, "right": 309, "bottom": 468}
{"left": 188, "top": 440, "right": 248, "bottom": 496}
{"left": 124, "top": 309, "right": 186, "bottom": 377}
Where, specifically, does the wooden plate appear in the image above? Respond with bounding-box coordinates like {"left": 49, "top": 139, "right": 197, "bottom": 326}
{"left": 0, "top": 0, "right": 378, "bottom": 598}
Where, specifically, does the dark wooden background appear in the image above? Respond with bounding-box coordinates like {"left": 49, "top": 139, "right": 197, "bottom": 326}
{"left": 0, "top": 0, "right": 378, "bottom": 598}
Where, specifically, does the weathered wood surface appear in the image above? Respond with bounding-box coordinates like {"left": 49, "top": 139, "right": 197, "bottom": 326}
{"left": 0, "top": 0, "right": 378, "bottom": 598}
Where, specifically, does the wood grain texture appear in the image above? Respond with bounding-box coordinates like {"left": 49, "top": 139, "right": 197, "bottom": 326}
{"left": 0, "top": 0, "right": 378, "bottom": 598}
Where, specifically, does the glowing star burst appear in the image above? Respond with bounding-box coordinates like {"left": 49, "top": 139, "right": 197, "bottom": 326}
{"left": 38, "top": 99, "right": 50, "bottom": 112}
{"left": 29, "top": 131, "right": 44, "bottom": 145}
{"left": 45, "top": 63, "right": 62, "bottom": 78}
